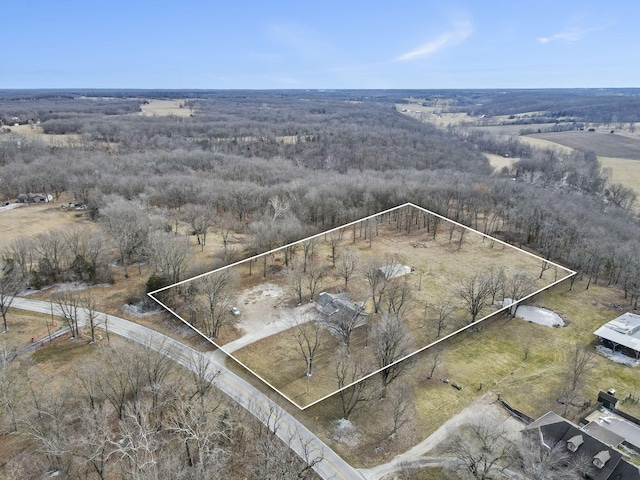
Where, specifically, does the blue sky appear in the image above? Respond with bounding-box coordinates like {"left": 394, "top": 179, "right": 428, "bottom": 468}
{"left": 2, "top": 0, "right": 639, "bottom": 89}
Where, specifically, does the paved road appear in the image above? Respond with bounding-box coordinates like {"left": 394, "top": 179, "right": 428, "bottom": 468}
{"left": 12, "top": 297, "right": 365, "bottom": 480}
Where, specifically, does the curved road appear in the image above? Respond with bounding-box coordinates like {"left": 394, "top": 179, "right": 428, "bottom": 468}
{"left": 12, "top": 297, "right": 364, "bottom": 480}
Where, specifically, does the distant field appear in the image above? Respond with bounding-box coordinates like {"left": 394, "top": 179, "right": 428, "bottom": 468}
{"left": 5, "top": 124, "right": 83, "bottom": 146}
{"left": 530, "top": 131, "right": 640, "bottom": 159}
{"left": 471, "top": 123, "right": 556, "bottom": 136}
{"left": 599, "top": 156, "right": 640, "bottom": 195}
{"left": 138, "top": 99, "right": 192, "bottom": 117}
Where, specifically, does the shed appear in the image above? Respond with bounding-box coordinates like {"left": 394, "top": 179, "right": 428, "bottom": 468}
{"left": 378, "top": 263, "right": 412, "bottom": 280}
{"left": 594, "top": 312, "right": 640, "bottom": 359}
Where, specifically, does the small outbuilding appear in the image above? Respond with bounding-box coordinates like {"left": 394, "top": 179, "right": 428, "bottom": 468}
{"left": 378, "top": 263, "right": 412, "bottom": 280}
{"left": 594, "top": 312, "right": 640, "bottom": 359}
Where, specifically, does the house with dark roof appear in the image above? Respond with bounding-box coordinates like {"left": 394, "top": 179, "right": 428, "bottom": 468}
{"left": 524, "top": 411, "right": 640, "bottom": 479}
{"left": 315, "top": 292, "right": 367, "bottom": 323}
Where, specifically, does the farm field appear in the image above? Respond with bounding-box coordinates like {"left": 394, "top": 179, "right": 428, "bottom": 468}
{"left": 530, "top": 130, "right": 640, "bottom": 159}
{"left": 158, "top": 204, "right": 573, "bottom": 409}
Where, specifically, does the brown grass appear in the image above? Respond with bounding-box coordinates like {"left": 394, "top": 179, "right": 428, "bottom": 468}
{"left": 0, "top": 195, "right": 86, "bottom": 242}
{"left": 182, "top": 208, "right": 569, "bottom": 407}
{"left": 599, "top": 156, "right": 640, "bottom": 195}
{"left": 530, "top": 131, "right": 640, "bottom": 159}
{"left": 138, "top": 99, "right": 193, "bottom": 117}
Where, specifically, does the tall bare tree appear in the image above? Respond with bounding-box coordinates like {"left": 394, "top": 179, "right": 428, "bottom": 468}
{"left": 334, "top": 349, "right": 370, "bottom": 420}
{"left": 336, "top": 249, "right": 357, "bottom": 292}
{"left": 0, "top": 260, "right": 24, "bottom": 333}
{"left": 290, "top": 317, "right": 322, "bottom": 381}
{"left": 459, "top": 272, "right": 492, "bottom": 323}
{"left": 370, "top": 314, "right": 412, "bottom": 398}
{"left": 198, "top": 270, "right": 236, "bottom": 339}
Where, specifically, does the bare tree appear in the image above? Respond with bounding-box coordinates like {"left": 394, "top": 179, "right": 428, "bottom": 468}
{"left": 459, "top": 272, "right": 492, "bottom": 323}
{"left": 285, "top": 256, "right": 305, "bottom": 304}
{"left": 370, "top": 314, "right": 412, "bottom": 398}
{"left": 0, "top": 260, "right": 24, "bottom": 333}
{"left": 83, "top": 293, "right": 101, "bottom": 344}
{"left": 325, "top": 230, "right": 342, "bottom": 267}
{"left": 305, "top": 259, "right": 325, "bottom": 302}
{"left": 382, "top": 278, "right": 412, "bottom": 317}
{"left": 198, "top": 270, "right": 236, "bottom": 338}
{"left": 3, "top": 237, "right": 34, "bottom": 279}
{"left": 0, "top": 343, "right": 22, "bottom": 432}
{"left": 445, "top": 419, "right": 515, "bottom": 480}
{"left": 504, "top": 272, "right": 535, "bottom": 316}
{"left": 325, "top": 302, "right": 366, "bottom": 354}
{"left": 147, "top": 231, "right": 192, "bottom": 285}
{"left": 363, "top": 259, "right": 386, "bottom": 314}
{"left": 100, "top": 196, "right": 150, "bottom": 277}
{"left": 514, "top": 433, "right": 589, "bottom": 480}
{"left": 35, "top": 229, "right": 68, "bottom": 283}
{"left": 290, "top": 317, "right": 322, "bottom": 382}
{"left": 334, "top": 349, "right": 370, "bottom": 420}
{"left": 183, "top": 203, "right": 215, "bottom": 251}
{"left": 336, "top": 249, "right": 357, "bottom": 292}
{"left": 54, "top": 291, "right": 82, "bottom": 338}
{"left": 559, "top": 345, "right": 594, "bottom": 417}
{"left": 432, "top": 299, "right": 455, "bottom": 338}
{"left": 486, "top": 266, "right": 506, "bottom": 305}
{"left": 388, "top": 384, "right": 411, "bottom": 439}
{"left": 426, "top": 346, "right": 445, "bottom": 380}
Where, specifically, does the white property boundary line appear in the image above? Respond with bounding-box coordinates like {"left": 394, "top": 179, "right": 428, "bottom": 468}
{"left": 149, "top": 202, "right": 576, "bottom": 410}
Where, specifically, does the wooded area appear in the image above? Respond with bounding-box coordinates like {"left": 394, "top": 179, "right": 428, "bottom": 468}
{"left": 1, "top": 89, "right": 640, "bottom": 479}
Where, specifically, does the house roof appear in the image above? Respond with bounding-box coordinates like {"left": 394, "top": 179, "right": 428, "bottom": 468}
{"left": 525, "top": 411, "right": 640, "bottom": 480}
{"left": 315, "top": 292, "right": 367, "bottom": 320}
{"left": 594, "top": 312, "right": 640, "bottom": 353}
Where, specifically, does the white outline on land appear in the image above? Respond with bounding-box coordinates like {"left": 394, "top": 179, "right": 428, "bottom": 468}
{"left": 148, "top": 202, "right": 576, "bottom": 410}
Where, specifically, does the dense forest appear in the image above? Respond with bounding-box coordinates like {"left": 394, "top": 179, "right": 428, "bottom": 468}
{"left": 1, "top": 90, "right": 638, "bottom": 302}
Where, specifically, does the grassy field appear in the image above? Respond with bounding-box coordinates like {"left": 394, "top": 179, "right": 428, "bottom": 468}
{"left": 529, "top": 131, "right": 640, "bottom": 159}
{"left": 138, "top": 99, "right": 193, "bottom": 117}
{"left": 175, "top": 206, "right": 571, "bottom": 408}
{"left": 599, "top": 156, "right": 640, "bottom": 194}
{"left": 298, "top": 275, "right": 640, "bottom": 468}
{"left": 0, "top": 197, "right": 87, "bottom": 242}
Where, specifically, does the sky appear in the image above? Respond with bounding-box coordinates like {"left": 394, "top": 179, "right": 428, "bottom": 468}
{"left": 2, "top": 0, "right": 639, "bottom": 89}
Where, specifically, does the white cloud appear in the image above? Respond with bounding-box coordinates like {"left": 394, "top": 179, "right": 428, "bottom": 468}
{"left": 538, "top": 23, "right": 608, "bottom": 44}
{"left": 396, "top": 20, "right": 473, "bottom": 61}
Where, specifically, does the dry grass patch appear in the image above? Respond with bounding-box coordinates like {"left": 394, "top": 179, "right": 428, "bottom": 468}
{"left": 599, "top": 156, "right": 640, "bottom": 196}
{"left": 138, "top": 99, "right": 193, "bottom": 117}
{"left": 0, "top": 198, "right": 86, "bottom": 243}
{"left": 530, "top": 131, "right": 640, "bottom": 159}
{"left": 160, "top": 205, "right": 570, "bottom": 409}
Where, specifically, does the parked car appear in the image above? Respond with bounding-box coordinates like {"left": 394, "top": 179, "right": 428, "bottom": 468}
{"left": 230, "top": 306, "right": 240, "bottom": 316}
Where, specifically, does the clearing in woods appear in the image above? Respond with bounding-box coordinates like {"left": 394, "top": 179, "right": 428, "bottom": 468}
{"left": 138, "top": 99, "right": 193, "bottom": 117}
{"left": 151, "top": 203, "right": 574, "bottom": 409}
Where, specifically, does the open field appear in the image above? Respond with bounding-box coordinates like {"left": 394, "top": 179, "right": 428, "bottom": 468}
{"left": 599, "top": 156, "right": 640, "bottom": 196}
{"left": 299, "top": 276, "right": 640, "bottom": 468}
{"left": 2, "top": 124, "right": 83, "bottom": 146}
{"left": 484, "top": 153, "right": 515, "bottom": 172}
{"left": 0, "top": 199, "right": 87, "bottom": 242}
{"left": 530, "top": 130, "right": 640, "bottom": 159}
{"left": 138, "top": 99, "right": 193, "bottom": 117}
{"left": 160, "top": 205, "right": 572, "bottom": 408}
